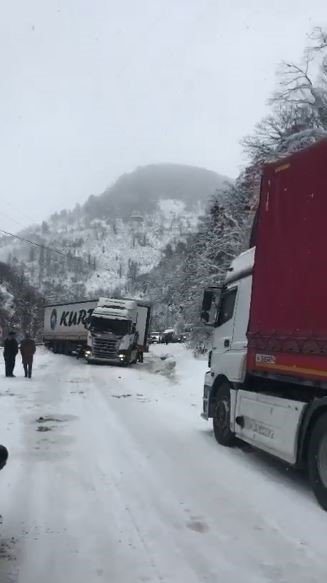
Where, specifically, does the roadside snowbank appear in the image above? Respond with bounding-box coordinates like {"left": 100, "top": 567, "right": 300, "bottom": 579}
{"left": 143, "top": 347, "right": 176, "bottom": 376}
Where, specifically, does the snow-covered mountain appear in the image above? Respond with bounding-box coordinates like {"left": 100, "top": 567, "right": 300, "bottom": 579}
{"left": 0, "top": 261, "right": 44, "bottom": 339}
{"left": 0, "top": 164, "right": 229, "bottom": 303}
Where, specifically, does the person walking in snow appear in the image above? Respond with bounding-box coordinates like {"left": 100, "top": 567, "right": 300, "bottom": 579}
{"left": 3, "top": 331, "right": 18, "bottom": 377}
{"left": 20, "top": 333, "right": 36, "bottom": 379}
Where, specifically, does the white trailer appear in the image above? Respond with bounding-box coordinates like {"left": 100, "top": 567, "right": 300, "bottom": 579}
{"left": 44, "top": 300, "right": 97, "bottom": 353}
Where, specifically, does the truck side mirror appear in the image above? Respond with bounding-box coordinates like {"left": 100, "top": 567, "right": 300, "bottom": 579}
{"left": 201, "top": 310, "right": 209, "bottom": 323}
{"left": 202, "top": 289, "right": 213, "bottom": 312}
{"left": 201, "top": 287, "right": 222, "bottom": 326}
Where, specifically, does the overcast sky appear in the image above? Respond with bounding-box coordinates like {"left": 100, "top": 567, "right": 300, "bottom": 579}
{"left": 0, "top": 0, "right": 326, "bottom": 231}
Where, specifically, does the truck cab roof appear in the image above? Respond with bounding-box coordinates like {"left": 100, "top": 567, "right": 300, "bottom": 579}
{"left": 225, "top": 247, "right": 255, "bottom": 285}
{"left": 94, "top": 298, "right": 138, "bottom": 320}
{"left": 97, "top": 298, "right": 137, "bottom": 310}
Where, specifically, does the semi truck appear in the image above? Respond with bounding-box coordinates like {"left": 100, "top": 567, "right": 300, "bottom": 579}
{"left": 201, "top": 139, "right": 327, "bottom": 510}
{"left": 44, "top": 297, "right": 151, "bottom": 365}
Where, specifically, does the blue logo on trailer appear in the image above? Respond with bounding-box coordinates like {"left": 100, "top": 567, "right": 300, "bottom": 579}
{"left": 50, "top": 309, "right": 57, "bottom": 330}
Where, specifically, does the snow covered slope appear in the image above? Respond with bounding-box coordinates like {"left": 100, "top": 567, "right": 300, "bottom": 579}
{"left": 0, "top": 261, "right": 43, "bottom": 338}
{"left": 0, "top": 164, "right": 229, "bottom": 303}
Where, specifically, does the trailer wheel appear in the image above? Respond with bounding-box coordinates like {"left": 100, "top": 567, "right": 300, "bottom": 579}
{"left": 308, "top": 412, "right": 327, "bottom": 510}
{"left": 213, "top": 382, "right": 235, "bottom": 447}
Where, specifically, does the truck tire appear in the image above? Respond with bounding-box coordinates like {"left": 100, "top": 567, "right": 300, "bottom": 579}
{"left": 213, "top": 382, "right": 235, "bottom": 447}
{"left": 308, "top": 412, "right": 327, "bottom": 510}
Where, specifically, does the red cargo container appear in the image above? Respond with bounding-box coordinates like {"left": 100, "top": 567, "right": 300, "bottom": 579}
{"left": 247, "top": 139, "right": 327, "bottom": 384}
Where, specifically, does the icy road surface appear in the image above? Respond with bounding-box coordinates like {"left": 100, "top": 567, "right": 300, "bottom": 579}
{"left": 0, "top": 345, "right": 327, "bottom": 583}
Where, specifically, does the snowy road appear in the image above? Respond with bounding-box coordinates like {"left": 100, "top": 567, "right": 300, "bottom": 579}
{"left": 0, "top": 345, "right": 327, "bottom": 583}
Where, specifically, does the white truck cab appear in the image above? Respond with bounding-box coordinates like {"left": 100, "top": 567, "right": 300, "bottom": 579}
{"left": 202, "top": 248, "right": 254, "bottom": 417}
{"left": 210, "top": 247, "right": 254, "bottom": 384}
{"left": 87, "top": 298, "right": 139, "bottom": 364}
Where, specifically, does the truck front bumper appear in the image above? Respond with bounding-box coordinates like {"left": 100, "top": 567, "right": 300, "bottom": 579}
{"left": 87, "top": 355, "right": 127, "bottom": 365}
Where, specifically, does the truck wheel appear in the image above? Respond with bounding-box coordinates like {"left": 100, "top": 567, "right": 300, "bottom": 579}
{"left": 213, "top": 382, "right": 235, "bottom": 447}
{"left": 121, "top": 353, "right": 130, "bottom": 367}
{"left": 308, "top": 412, "right": 327, "bottom": 510}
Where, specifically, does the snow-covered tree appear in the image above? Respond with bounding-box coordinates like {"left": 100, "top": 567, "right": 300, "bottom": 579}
{"left": 244, "top": 28, "right": 327, "bottom": 163}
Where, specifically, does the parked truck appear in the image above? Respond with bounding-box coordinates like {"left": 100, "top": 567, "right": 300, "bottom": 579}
{"left": 201, "top": 139, "right": 327, "bottom": 509}
{"left": 44, "top": 297, "right": 151, "bottom": 365}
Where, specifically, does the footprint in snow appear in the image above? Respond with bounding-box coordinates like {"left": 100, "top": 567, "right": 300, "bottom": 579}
{"left": 112, "top": 394, "right": 132, "bottom": 399}
{"left": 187, "top": 520, "right": 209, "bottom": 534}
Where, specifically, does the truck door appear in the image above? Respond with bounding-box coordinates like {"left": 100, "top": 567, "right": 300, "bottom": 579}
{"left": 211, "top": 286, "right": 238, "bottom": 374}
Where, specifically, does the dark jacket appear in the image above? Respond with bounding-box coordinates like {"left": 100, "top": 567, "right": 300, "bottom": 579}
{"left": 20, "top": 338, "right": 36, "bottom": 364}
{"left": 4, "top": 338, "right": 18, "bottom": 359}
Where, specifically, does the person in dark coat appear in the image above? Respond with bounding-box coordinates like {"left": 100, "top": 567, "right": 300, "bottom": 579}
{"left": 0, "top": 445, "right": 8, "bottom": 470}
{"left": 3, "top": 331, "right": 18, "bottom": 377}
{"left": 20, "top": 334, "right": 36, "bottom": 378}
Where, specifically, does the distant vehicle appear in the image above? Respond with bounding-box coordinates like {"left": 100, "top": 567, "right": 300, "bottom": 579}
{"left": 149, "top": 332, "right": 161, "bottom": 344}
{"left": 201, "top": 139, "right": 327, "bottom": 510}
{"left": 44, "top": 297, "right": 151, "bottom": 366}
{"left": 162, "top": 329, "right": 179, "bottom": 343}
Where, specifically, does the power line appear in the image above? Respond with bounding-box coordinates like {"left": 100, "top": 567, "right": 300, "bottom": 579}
{"left": 2, "top": 198, "right": 39, "bottom": 226}
{"left": 0, "top": 227, "right": 107, "bottom": 273}
{"left": 0, "top": 228, "right": 66, "bottom": 256}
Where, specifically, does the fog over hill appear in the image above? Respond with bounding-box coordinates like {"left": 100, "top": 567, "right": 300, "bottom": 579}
{"left": 0, "top": 163, "right": 230, "bottom": 303}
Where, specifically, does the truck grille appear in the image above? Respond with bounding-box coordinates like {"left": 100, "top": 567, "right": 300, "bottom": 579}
{"left": 93, "top": 337, "right": 119, "bottom": 359}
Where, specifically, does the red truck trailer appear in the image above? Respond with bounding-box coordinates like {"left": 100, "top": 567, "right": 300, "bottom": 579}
{"left": 248, "top": 140, "right": 327, "bottom": 385}
{"left": 201, "top": 139, "right": 327, "bottom": 509}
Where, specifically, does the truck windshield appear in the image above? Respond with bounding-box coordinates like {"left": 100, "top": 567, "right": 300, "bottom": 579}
{"left": 90, "top": 317, "right": 130, "bottom": 335}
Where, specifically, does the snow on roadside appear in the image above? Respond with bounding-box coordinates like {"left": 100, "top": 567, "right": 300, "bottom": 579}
{"left": 0, "top": 345, "right": 327, "bottom": 582}
{"left": 143, "top": 347, "right": 177, "bottom": 376}
{"left": 91, "top": 343, "right": 327, "bottom": 581}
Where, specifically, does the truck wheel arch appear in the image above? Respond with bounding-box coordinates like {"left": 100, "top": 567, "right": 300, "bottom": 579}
{"left": 209, "top": 375, "right": 232, "bottom": 417}
{"left": 298, "top": 397, "right": 327, "bottom": 466}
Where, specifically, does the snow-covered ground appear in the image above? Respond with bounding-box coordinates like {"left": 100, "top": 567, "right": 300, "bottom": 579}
{"left": 0, "top": 344, "right": 327, "bottom": 583}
